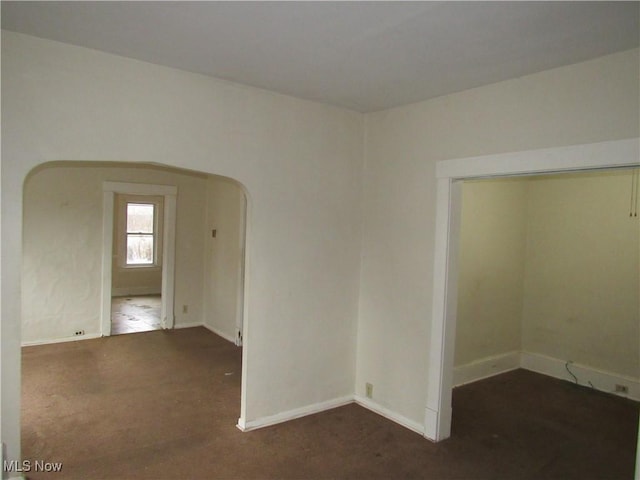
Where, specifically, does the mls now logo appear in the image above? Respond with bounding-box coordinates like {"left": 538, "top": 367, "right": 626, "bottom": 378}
{"left": 4, "top": 459, "right": 63, "bottom": 473}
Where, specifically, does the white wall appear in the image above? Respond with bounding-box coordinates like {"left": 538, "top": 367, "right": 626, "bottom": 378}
{"left": 522, "top": 170, "right": 639, "bottom": 379}
{"left": 455, "top": 179, "right": 528, "bottom": 367}
{"left": 22, "top": 163, "right": 208, "bottom": 344}
{"left": 1, "top": 31, "right": 364, "bottom": 463}
{"left": 202, "top": 175, "right": 245, "bottom": 342}
{"left": 2, "top": 28, "right": 637, "bottom": 466}
{"left": 357, "top": 48, "right": 639, "bottom": 427}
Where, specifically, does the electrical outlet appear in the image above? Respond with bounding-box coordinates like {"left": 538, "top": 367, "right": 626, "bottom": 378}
{"left": 615, "top": 384, "right": 629, "bottom": 394}
{"left": 74, "top": 330, "right": 85, "bottom": 336}
{"left": 182, "top": 305, "right": 188, "bottom": 314}
{"left": 365, "top": 383, "right": 373, "bottom": 399}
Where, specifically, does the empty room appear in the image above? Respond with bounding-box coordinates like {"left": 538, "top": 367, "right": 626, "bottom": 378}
{"left": 1, "top": 2, "right": 639, "bottom": 479}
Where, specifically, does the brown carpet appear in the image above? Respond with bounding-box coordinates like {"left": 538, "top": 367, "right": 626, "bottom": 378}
{"left": 21, "top": 327, "right": 638, "bottom": 479}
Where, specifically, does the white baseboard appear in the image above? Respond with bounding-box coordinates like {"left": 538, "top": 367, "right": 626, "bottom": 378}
{"left": 173, "top": 322, "right": 204, "bottom": 330}
{"left": 21, "top": 333, "right": 102, "bottom": 347}
{"left": 453, "top": 351, "right": 521, "bottom": 387}
{"left": 355, "top": 395, "right": 425, "bottom": 436}
{"left": 112, "top": 287, "right": 161, "bottom": 297}
{"left": 237, "top": 395, "right": 354, "bottom": 432}
{"left": 202, "top": 323, "right": 236, "bottom": 344}
{"left": 521, "top": 351, "right": 640, "bottom": 401}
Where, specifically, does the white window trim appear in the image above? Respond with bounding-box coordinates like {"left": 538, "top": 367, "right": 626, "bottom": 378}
{"left": 121, "top": 199, "right": 162, "bottom": 269}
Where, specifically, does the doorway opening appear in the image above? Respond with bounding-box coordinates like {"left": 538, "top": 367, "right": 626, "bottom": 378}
{"left": 21, "top": 160, "right": 251, "bottom": 473}
{"left": 110, "top": 195, "right": 165, "bottom": 335}
{"left": 102, "top": 183, "right": 177, "bottom": 336}
{"left": 447, "top": 170, "right": 639, "bottom": 475}
{"left": 424, "top": 138, "right": 639, "bottom": 460}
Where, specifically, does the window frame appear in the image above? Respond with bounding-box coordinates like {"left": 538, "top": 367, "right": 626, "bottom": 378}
{"left": 125, "top": 202, "right": 157, "bottom": 267}
{"left": 115, "top": 194, "right": 164, "bottom": 271}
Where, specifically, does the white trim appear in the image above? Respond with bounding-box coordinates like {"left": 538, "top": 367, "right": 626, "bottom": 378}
{"left": 355, "top": 396, "right": 425, "bottom": 436}
{"left": 111, "top": 287, "right": 162, "bottom": 297}
{"left": 636, "top": 417, "right": 640, "bottom": 480}
{"left": 436, "top": 138, "right": 639, "bottom": 179}
{"left": 100, "top": 190, "right": 115, "bottom": 336}
{"left": 426, "top": 138, "right": 640, "bottom": 443}
{"left": 453, "top": 351, "right": 521, "bottom": 387}
{"left": 235, "top": 194, "right": 248, "bottom": 347}
{"left": 237, "top": 395, "right": 353, "bottom": 432}
{"left": 239, "top": 194, "right": 253, "bottom": 426}
{"left": 424, "top": 178, "right": 462, "bottom": 442}
{"left": 161, "top": 194, "right": 177, "bottom": 330}
{"left": 102, "top": 181, "right": 178, "bottom": 197}
{"left": 202, "top": 323, "right": 237, "bottom": 344}
{"left": 21, "top": 333, "right": 102, "bottom": 347}
{"left": 101, "top": 182, "right": 177, "bottom": 336}
{"left": 521, "top": 352, "right": 640, "bottom": 402}
{"left": 173, "top": 322, "right": 204, "bottom": 330}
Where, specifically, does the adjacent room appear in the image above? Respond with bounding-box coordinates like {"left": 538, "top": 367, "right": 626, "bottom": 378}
{"left": 2, "top": 2, "right": 639, "bottom": 479}
{"left": 450, "top": 169, "right": 639, "bottom": 477}
{"left": 22, "top": 162, "right": 247, "bottom": 344}
{"left": 454, "top": 169, "right": 639, "bottom": 391}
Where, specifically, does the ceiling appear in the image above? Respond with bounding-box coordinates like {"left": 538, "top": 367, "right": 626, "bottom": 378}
{"left": 2, "top": 1, "right": 639, "bottom": 112}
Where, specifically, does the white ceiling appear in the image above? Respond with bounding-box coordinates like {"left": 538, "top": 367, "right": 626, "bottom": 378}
{"left": 2, "top": 1, "right": 638, "bottom": 112}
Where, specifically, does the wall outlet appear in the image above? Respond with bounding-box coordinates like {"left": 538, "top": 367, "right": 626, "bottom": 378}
{"left": 365, "top": 382, "right": 373, "bottom": 399}
{"left": 182, "top": 305, "right": 188, "bottom": 314}
{"left": 615, "top": 384, "right": 629, "bottom": 394}
{"left": 74, "top": 330, "right": 85, "bottom": 336}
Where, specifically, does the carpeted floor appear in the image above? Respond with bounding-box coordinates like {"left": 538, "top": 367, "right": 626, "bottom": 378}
{"left": 21, "top": 327, "right": 638, "bottom": 479}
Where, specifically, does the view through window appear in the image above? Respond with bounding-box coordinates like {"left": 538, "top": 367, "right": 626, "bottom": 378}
{"left": 126, "top": 203, "right": 155, "bottom": 265}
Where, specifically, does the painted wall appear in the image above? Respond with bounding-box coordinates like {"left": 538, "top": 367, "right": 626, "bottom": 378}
{"left": 522, "top": 170, "right": 639, "bottom": 378}
{"left": 2, "top": 31, "right": 364, "bottom": 462}
{"left": 22, "top": 163, "right": 208, "bottom": 344}
{"left": 112, "top": 193, "right": 164, "bottom": 297}
{"left": 454, "top": 178, "right": 528, "bottom": 367}
{"left": 455, "top": 171, "right": 639, "bottom": 389}
{"left": 2, "top": 28, "right": 638, "bottom": 465}
{"left": 202, "top": 175, "right": 245, "bottom": 342}
{"left": 357, "top": 48, "right": 639, "bottom": 427}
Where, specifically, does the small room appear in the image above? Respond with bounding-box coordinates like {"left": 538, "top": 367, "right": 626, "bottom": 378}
{"left": 452, "top": 168, "right": 639, "bottom": 456}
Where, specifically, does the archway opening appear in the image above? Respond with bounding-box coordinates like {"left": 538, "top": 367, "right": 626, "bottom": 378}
{"left": 21, "top": 160, "right": 250, "bottom": 471}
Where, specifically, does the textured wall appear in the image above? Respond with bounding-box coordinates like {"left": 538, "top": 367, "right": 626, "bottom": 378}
{"left": 22, "top": 163, "right": 208, "bottom": 344}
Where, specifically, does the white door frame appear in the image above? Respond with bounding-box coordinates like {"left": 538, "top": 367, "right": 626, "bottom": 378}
{"left": 424, "top": 138, "right": 640, "bottom": 442}
{"left": 101, "top": 181, "right": 178, "bottom": 335}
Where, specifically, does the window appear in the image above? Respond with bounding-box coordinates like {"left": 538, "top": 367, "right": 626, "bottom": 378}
{"left": 126, "top": 203, "right": 156, "bottom": 265}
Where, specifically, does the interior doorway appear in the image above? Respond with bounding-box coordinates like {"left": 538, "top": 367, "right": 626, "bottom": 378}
{"left": 424, "top": 138, "right": 639, "bottom": 444}
{"left": 101, "top": 181, "right": 178, "bottom": 336}
{"left": 110, "top": 194, "right": 165, "bottom": 335}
